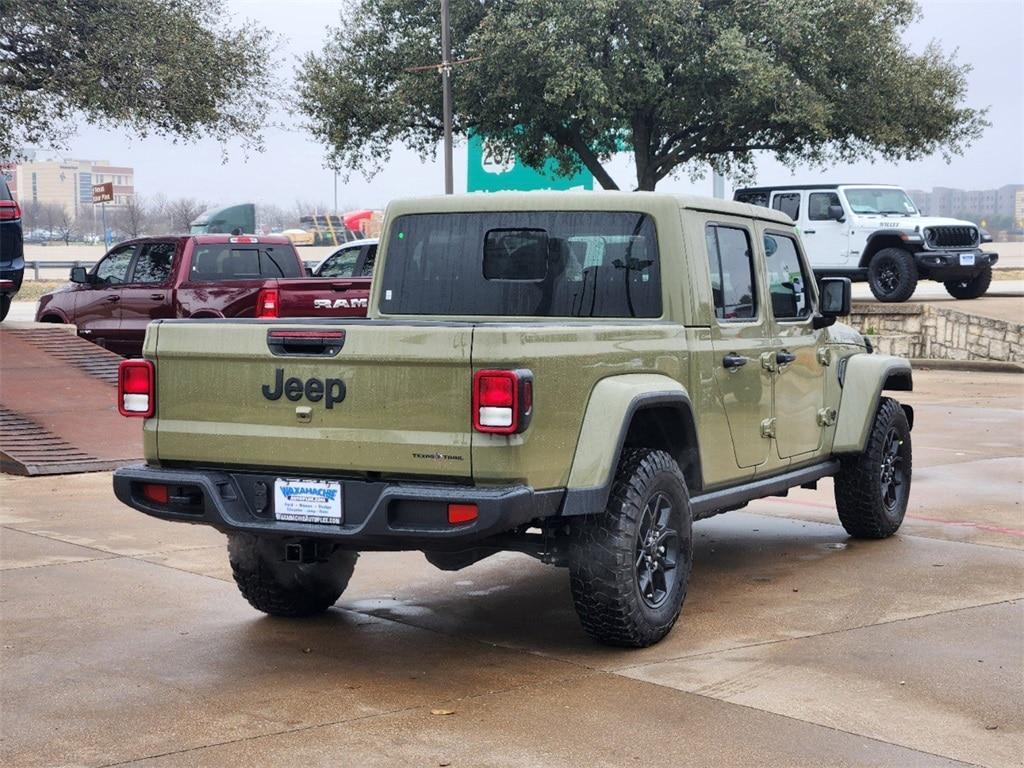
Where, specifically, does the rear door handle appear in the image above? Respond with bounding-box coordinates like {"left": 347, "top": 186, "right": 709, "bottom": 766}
{"left": 803, "top": 230, "right": 816, "bottom": 234}
{"left": 149, "top": 293, "right": 163, "bottom": 300}
{"left": 722, "top": 353, "right": 748, "bottom": 370}
{"left": 776, "top": 350, "right": 796, "bottom": 365}
{"left": 104, "top": 295, "right": 120, "bottom": 303}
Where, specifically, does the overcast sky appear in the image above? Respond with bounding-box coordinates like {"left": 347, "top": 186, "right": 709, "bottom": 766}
{"left": 54, "top": 0, "right": 1024, "bottom": 209}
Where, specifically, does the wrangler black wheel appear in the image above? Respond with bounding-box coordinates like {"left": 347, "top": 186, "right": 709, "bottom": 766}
{"left": 867, "top": 248, "right": 918, "bottom": 302}
{"left": 228, "top": 533, "right": 358, "bottom": 617}
{"left": 635, "top": 492, "right": 682, "bottom": 609}
{"left": 944, "top": 267, "right": 992, "bottom": 299}
{"left": 568, "top": 448, "right": 693, "bottom": 647}
{"left": 834, "top": 397, "right": 912, "bottom": 539}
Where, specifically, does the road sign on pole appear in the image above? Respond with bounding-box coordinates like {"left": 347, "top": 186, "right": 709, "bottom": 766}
{"left": 92, "top": 182, "right": 113, "bottom": 247}
{"left": 91, "top": 182, "right": 113, "bottom": 204}
{"left": 466, "top": 131, "right": 593, "bottom": 192}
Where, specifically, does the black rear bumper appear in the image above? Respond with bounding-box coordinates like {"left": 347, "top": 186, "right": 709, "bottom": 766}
{"left": 0, "top": 262, "right": 24, "bottom": 295}
{"left": 112, "top": 464, "right": 562, "bottom": 550}
{"left": 913, "top": 249, "right": 998, "bottom": 279}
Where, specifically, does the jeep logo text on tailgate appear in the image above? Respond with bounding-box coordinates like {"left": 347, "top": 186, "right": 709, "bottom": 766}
{"left": 262, "top": 368, "right": 346, "bottom": 409}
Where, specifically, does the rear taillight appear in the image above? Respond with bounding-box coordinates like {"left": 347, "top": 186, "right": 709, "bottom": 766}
{"left": 118, "top": 359, "right": 155, "bottom": 417}
{"left": 256, "top": 287, "right": 279, "bottom": 318}
{"left": 0, "top": 200, "right": 20, "bottom": 221}
{"left": 472, "top": 369, "right": 533, "bottom": 434}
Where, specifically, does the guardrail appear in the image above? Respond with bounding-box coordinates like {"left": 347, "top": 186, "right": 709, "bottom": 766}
{"left": 24, "top": 261, "right": 96, "bottom": 280}
{"left": 24, "top": 260, "right": 322, "bottom": 280}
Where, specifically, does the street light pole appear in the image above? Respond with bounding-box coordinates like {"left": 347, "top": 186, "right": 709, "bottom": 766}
{"left": 441, "top": 0, "right": 454, "bottom": 195}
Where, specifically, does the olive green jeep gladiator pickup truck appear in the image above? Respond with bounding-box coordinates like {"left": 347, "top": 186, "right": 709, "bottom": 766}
{"left": 113, "top": 192, "right": 913, "bottom": 647}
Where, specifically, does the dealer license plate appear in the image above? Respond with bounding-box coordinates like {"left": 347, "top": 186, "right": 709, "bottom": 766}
{"left": 959, "top": 253, "right": 976, "bottom": 266}
{"left": 274, "top": 478, "right": 342, "bottom": 524}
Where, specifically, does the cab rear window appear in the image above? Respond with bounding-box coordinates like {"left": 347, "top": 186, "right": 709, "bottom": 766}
{"left": 380, "top": 212, "right": 661, "bottom": 317}
{"left": 188, "top": 244, "right": 301, "bottom": 281}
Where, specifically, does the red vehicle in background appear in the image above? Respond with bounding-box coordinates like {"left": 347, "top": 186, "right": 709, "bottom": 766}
{"left": 35, "top": 234, "right": 370, "bottom": 357}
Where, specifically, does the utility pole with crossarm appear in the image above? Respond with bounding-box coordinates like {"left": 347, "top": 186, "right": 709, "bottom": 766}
{"left": 405, "top": 1, "right": 481, "bottom": 194}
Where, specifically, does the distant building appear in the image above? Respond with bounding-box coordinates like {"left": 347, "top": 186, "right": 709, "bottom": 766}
{"left": 1016, "top": 189, "right": 1024, "bottom": 230}
{"left": 3, "top": 158, "right": 135, "bottom": 215}
{"left": 907, "top": 184, "right": 1022, "bottom": 223}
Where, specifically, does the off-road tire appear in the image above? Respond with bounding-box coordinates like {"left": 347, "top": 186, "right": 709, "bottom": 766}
{"left": 944, "top": 267, "right": 992, "bottom": 300}
{"left": 867, "top": 248, "right": 918, "bottom": 302}
{"left": 0, "top": 294, "right": 10, "bottom": 321}
{"left": 834, "top": 397, "right": 912, "bottom": 539}
{"left": 568, "top": 448, "right": 693, "bottom": 648}
{"left": 228, "top": 533, "right": 358, "bottom": 617}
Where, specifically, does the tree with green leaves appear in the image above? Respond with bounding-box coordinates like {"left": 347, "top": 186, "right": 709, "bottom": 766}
{"left": 0, "top": 0, "right": 275, "bottom": 159}
{"left": 298, "top": 0, "right": 986, "bottom": 191}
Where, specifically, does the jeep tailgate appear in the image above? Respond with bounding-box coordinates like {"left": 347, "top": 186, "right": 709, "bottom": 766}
{"left": 150, "top": 320, "right": 472, "bottom": 479}
{"left": 272, "top": 276, "right": 371, "bottom": 318}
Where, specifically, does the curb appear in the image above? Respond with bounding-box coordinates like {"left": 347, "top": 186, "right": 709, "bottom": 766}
{"left": 909, "top": 358, "right": 1024, "bottom": 374}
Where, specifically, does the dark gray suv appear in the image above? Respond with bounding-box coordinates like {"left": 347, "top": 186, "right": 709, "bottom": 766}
{"left": 0, "top": 176, "right": 25, "bottom": 320}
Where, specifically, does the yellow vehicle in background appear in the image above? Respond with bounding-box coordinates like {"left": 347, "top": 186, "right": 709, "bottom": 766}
{"left": 281, "top": 228, "right": 316, "bottom": 247}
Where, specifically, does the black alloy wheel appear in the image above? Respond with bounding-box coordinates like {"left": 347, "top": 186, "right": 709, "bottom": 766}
{"left": 635, "top": 492, "right": 680, "bottom": 609}
{"left": 879, "top": 427, "right": 908, "bottom": 514}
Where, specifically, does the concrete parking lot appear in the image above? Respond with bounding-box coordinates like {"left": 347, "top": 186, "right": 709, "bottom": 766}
{"left": 1, "top": 368, "right": 1021, "bottom": 767}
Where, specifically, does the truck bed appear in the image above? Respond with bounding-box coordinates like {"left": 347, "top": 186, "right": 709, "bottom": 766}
{"left": 270, "top": 276, "right": 371, "bottom": 318}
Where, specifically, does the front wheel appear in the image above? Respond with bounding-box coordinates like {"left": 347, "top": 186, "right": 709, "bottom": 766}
{"left": 568, "top": 448, "right": 693, "bottom": 647}
{"left": 834, "top": 397, "right": 912, "bottom": 539}
{"left": 228, "top": 533, "right": 358, "bottom": 617}
{"left": 0, "top": 294, "right": 10, "bottom": 321}
{"left": 944, "top": 267, "right": 992, "bottom": 299}
{"left": 867, "top": 248, "right": 918, "bottom": 302}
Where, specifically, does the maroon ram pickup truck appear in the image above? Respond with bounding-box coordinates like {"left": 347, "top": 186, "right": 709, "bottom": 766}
{"left": 35, "top": 235, "right": 370, "bottom": 357}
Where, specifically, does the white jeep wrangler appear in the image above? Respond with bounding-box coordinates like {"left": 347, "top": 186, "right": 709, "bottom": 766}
{"left": 734, "top": 184, "right": 998, "bottom": 302}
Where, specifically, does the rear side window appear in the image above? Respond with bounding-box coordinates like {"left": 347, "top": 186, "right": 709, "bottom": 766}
{"left": 380, "top": 212, "right": 661, "bottom": 317}
{"left": 808, "top": 192, "right": 841, "bottom": 221}
{"left": 705, "top": 225, "right": 757, "bottom": 321}
{"left": 734, "top": 190, "right": 768, "bottom": 207}
{"left": 772, "top": 193, "right": 801, "bottom": 221}
{"left": 0, "top": 178, "right": 12, "bottom": 201}
{"left": 131, "top": 242, "right": 175, "bottom": 284}
{"left": 188, "top": 244, "right": 302, "bottom": 281}
{"left": 763, "top": 233, "right": 813, "bottom": 320}
{"left": 359, "top": 244, "right": 377, "bottom": 276}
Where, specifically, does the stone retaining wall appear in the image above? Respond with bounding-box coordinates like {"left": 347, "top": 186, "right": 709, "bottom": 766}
{"left": 845, "top": 303, "right": 1023, "bottom": 362}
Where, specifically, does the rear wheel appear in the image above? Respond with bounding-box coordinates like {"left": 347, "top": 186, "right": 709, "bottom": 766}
{"left": 944, "top": 267, "right": 992, "bottom": 299}
{"left": 0, "top": 294, "right": 10, "bottom": 321}
{"left": 228, "top": 533, "right": 358, "bottom": 617}
{"left": 834, "top": 397, "right": 912, "bottom": 539}
{"left": 867, "top": 248, "right": 918, "bottom": 302}
{"left": 568, "top": 448, "right": 693, "bottom": 647}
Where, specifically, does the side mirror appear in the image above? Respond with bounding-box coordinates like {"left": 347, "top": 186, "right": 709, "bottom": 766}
{"left": 70, "top": 266, "right": 89, "bottom": 284}
{"left": 827, "top": 204, "right": 846, "bottom": 222}
{"left": 814, "top": 277, "right": 852, "bottom": 328}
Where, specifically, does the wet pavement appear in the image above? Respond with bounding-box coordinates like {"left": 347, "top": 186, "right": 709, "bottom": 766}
{"left": 1, "top": 369, "right": 1021, "bottom": 767}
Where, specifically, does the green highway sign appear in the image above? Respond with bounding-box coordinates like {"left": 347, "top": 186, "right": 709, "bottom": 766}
{"left": 466, "top": 131, "right": 593, "bottom": 193}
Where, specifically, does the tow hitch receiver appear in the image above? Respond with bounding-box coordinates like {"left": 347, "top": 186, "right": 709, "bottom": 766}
{"left": 284, "top": 540, "right": 324, "bottom": 564}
